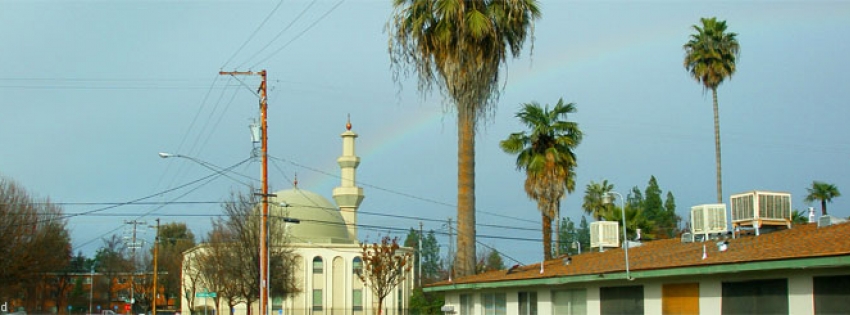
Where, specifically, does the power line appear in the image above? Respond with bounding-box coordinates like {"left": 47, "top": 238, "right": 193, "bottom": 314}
{"left": 221, "top": 0, "right": 286, "bottom": 70}
{"left": 250, "top": 0, "right": 345, "bottom": 69}
{"left": 236, "top": 0, "right": 320, "bottom": 69}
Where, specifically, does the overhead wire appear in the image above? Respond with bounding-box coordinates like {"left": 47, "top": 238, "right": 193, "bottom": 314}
{"left": 221, "top": 0, "right": 287, "bottom": 70}
{"left": 236, "top": 0, "right": 320, "bottom": 70}
{"left": 250, "top": 0, "right": 345, "bottom": 69}
{"left": 268, "top": 154, "right": 540, "bottom": 225}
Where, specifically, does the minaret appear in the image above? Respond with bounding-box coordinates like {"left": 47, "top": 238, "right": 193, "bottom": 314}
{"left": 333, "top": 116, "right": 364, "bottom": 241}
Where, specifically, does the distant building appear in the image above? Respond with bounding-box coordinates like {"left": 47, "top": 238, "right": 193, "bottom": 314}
{"left": 181, "top": 121, "right": 414, "bottom": 315}
{"left": 426, "top": 220, "right": 850, "bottom": 314}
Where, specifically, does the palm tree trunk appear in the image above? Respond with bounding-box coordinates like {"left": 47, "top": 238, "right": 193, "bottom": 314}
{"left": 455, "top": 107, "right": 477, "bottom": 277}
{"left": 822, "top": 200, "right": 828, "bottom": 216}
{"left": 542, "top": 212, "right": 552, "bottom": 261}
{"left": 553, "top": 200, "right": 560, "bottom": 257}
{"left": 712, "top": 87, "right": 723, "bottom": 204}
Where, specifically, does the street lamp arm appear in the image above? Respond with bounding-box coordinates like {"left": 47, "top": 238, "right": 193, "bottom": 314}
{"left": 158, "top": 152, "right": 257, "bottom": 188}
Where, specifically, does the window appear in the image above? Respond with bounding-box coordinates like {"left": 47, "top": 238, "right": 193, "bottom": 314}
{"left": 353, "top": 257, "right": 363, "bottom": 276}
{"left": 352, "top": 289, "right": 363, "bottom": 311}
{"left": 312, "top": 289, "right": 323, "bottom": 311}
{"left": 313, "top": 256, "right": 324, "bottom": 274}
{"left": 482, "top": 292, "right": 506, "bottom": 315}
{"left": 460, "top": 294, "right": 474, "bottom": 315}
{"left": 553, "top": 289, "right": 587, "bottom": 315}
{"left": 814, "top": 275, "right": 850, "bottom": 314}
{"left": 722, "top": 279, "right": 788, "bottom": 314}
{"left": 600, "top": 285, "right": 643, "bottom": 315}
{"left": 518, "top": 292, "right": 537, "bottom": 315}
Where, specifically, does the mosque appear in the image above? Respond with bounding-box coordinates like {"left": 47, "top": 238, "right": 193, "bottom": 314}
{"left": 181, "top": 121, "right": 414, "bottom": 315}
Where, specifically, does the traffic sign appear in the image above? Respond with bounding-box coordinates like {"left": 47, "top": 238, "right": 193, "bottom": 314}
{"left": 196, "top": 292, "right": 217, "bottom": 298}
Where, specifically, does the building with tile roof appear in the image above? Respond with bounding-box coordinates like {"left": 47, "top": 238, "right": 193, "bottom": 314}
{"left": 425, "top": 219, "right": 850, "bottom": 314}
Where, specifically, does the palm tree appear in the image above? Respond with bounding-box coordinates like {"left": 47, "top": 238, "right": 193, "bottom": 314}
{"left": 389, "top": 0, "right": 540, "bottom": 276}
{"left": 804, "top": 181, "right": 841, "bottom": 216}
{"left": 583, "top": 180, "right": 614, "bottom": 220}
{"left": 500, "top": 99, "right": 582, "bottom": 260}
{"left": 683, "top": 17, "right": 740, "bottom": 204}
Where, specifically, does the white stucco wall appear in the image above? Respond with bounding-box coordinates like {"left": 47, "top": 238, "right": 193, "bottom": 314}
{"left": 437, "top": 268, "right": 850, "bottom": 315}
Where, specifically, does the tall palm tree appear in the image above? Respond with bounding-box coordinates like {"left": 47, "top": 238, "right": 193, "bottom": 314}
{"left": 500, "top": 99, "right": 582, "bottom": 260}
{"left": 683, "top": 17, "right": 740, "bottom": 203}
{"left": 389, "top": 0, "right": 540, "bottom": 276}
{"left": 583, "top": 180, "right": 614, "bottom": 220}
{"left": 804, "top": 181, "right": 841, "bottom": 216}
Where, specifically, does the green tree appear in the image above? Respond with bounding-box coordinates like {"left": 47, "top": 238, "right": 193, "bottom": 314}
{"left": 601, "top": 204, "right": 655, "bottom": 241}
{"left": 558, "top": 217, "right": 582, "bottom": 255}
{"left": 804, "top": 181, "right": 841, "bottom": 216}
{"left": 583, "top": 180, "right": 614, "bottom": 220}
{"left": 408, "top": 288, "right": 444, "bottom": 315}
{"left": 389, "top": 0, "right": 540, "bottom": 277}
{"left": 500, "top": 99, "right": 582, "bottom": 260}
{"left": 153, "top": 222, "right": 196, "bottom": 309}
{"left": 577, "top": 216, "right": 591, "bottom": 254}
{"left": 421, "top": 231, "right": 442, "bottom": 284}
{"left": 791, "top": 209, "right": 809, "bottom": 225}
{"left": 664, "top": 191, "right": 681, "bottom": 237}
{"left": 643, "top": 176, "right": 680, "bottom": 238}
{"left": 683, "top": 17, "right": 740, "bottom": 203}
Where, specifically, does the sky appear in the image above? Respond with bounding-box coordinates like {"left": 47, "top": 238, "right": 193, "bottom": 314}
{"left": 2, "top": 0, "right": 850, "bottom": 266}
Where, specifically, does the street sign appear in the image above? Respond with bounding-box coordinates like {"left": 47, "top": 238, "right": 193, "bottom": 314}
{"left": 196, "top": 292, "right": 217, "bottom": 298}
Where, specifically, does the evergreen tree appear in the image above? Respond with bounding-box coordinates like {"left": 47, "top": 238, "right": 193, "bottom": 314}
{"left": 643, "top": 176, "right": 664, "bottom": 222}
{"left": 403, "top": 228, "right": 443, "bottom": 285}
{"left": 664, "top": 191, "right": 681, "bottom": 237}
{"left": 577, "top": 216, "right": 591, "bottom": 253}
{"left": 421, "top": 231, "right": 442, "bottom": 284}
{"left": 558, "top": 217, "right": 581, "bottom": 255}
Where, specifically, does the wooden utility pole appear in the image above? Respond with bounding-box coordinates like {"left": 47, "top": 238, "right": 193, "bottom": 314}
{"left": 219, "top": 70, "right": 269, "bottom": 315}
{"left": 152, "top": 218, "right": 159, "bottom": 315}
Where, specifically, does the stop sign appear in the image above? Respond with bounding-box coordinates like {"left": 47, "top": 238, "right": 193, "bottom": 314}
{"left": 125, "top": 304, "right": 131, "bottom": 311}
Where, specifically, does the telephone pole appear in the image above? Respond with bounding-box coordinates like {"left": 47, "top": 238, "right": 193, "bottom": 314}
{"left": 219, "top": 70, "right": 270, "bottom": 315}
{"left": 152, "top": 218, "right": 159, "bottom": 315}
{"left": 124, "top": 219, "right": 146, "bottom": 312}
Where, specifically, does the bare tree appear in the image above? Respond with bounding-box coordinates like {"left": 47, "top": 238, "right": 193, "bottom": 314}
{"left": 95, "top": 234, "right": 132, "bottom": 307}
{"left": 193, "top": 189, "right": 296, "bottom": 315}
{"left": 358, "top": 236, "right": 412, "bottom": 315}
{"left": 0, "top": 177, "right": 71, "bottom": 309}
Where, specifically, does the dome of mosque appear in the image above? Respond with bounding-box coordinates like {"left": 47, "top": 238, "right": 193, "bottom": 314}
{"left": 268, "top": 188, "right": 355, "bottom": 244}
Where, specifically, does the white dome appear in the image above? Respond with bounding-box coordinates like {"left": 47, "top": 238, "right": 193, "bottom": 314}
{"left": 268, "top": 188, "right": 354, "bottom": 244}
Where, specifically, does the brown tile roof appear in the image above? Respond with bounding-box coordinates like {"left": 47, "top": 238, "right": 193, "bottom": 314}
{"left": 431, "top": 221, "right": 850, "bottom": 287}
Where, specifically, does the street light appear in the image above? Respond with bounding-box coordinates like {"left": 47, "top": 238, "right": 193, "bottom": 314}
{"left": 89, "top": 261, "right": 98, "bottom": 315}
{"left": 603, "top": 191, "right": 632, "bottom": 280}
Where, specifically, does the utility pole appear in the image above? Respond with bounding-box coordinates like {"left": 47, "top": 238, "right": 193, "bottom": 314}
{"left": 219, "top": 70, "right": 269, "bottom": 315}
{"left": 124, "top": 220, "right": 146, "bottom": 313}
{"left": 418, "top": 221, "right": 423, "bottom": 288}
{"left": 447, "top": 218, "right": 453, "bottom": 282}
{"left": 152, "top": 218, "right": 159, "bottom": 315}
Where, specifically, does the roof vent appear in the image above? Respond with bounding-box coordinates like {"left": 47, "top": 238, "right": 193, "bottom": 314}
{"left": 818, "top": 215, "right": 847, "bottom": 228}
{"left": 590, "top": 221, "right": 619, "bottom": 251}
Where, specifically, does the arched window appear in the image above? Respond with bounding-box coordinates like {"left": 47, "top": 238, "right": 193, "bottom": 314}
{"left": 352, "top": 257, "right": 363, "bottom": 275}
{"left": 312, "top": 256, "right": 323, "bottom": 274}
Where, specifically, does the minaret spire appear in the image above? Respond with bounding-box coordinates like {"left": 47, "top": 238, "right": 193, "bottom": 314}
{"left": 333, "top": 115, "right": 364, "bottom": 241}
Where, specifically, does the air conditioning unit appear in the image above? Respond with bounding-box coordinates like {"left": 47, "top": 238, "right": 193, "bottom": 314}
{"left": 730, "top": 190, "right": 792, "bottom": 236}
{"left": 590, "top": 221, "right": 620, "bottom": 251}
{"left": 691, "top": 204, "right": 728, "bottom": 240}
